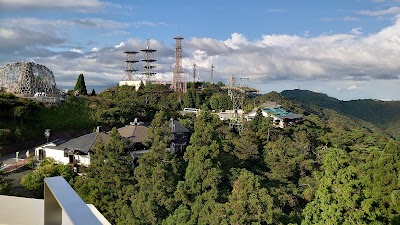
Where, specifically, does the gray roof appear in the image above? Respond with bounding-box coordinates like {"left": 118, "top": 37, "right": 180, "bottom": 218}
{"left": 170, "top": 119, "right": 189, "bottom": 133}
{"left": 51, "top": 139, "right": 66, "bottom": 146}
{"left": 52, "top": 132, "right": 109, "bottom": 154}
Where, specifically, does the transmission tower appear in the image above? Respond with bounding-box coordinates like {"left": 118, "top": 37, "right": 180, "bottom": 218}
{"left": 171, "top": 36, "right": 187, "bottom": 93}
{"left": 140, "top": 39, "right": 157, "bottom": 81}
{"left": 192, "top": 63, "right": 197, "bottom": 84}
{"left": 210, "top": 64, "right": 214, "bottom": 84}
{"left": 122, "top": 49, "right": 139, "bottom": 81}
{"left": 221, "top": 74, "right": 246, "bottom": 133}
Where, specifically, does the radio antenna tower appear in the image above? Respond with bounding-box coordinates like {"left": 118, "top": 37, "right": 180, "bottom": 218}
{"left": 171, "top": 36, "right": 187, "bottom": 93}
{"left": 140, "top": 39, "right": 157, "bottom": 81}
{"left": 122, "top": 48, "right": 139, "bottom": 80}
{"left": 192, "top": 63, "right": 197, "bottom": 84}
{"left": 210, "top": 63, "right": 214, "bottom": 84}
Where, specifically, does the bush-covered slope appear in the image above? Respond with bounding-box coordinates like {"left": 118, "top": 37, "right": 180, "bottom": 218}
{"left": 281, "top": 89, "right": 400, "bottom": 139}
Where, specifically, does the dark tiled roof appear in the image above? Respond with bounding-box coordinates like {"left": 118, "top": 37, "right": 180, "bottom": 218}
{"left": 53, "top": 132, "right": 109, "bottom": 154}
{"left": 170, "top": 119, "right": 189, "bottom": 133}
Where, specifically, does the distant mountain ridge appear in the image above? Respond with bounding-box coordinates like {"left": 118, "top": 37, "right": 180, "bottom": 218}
{"left": 281, "top": 89, "right": 400, "bottom": 139}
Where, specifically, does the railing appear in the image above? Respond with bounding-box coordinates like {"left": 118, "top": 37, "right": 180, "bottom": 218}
{"left": 44, "top": 176, "right": 105, "bottom": 225}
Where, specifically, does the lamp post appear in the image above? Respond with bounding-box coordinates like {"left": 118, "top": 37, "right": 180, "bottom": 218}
{"left": 44, "top": 129, "right": 51, "bottom": 143}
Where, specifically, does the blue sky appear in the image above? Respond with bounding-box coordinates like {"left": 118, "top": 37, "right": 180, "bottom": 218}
{"left": 1, "top": 0, "right": 400, "bottom": 100}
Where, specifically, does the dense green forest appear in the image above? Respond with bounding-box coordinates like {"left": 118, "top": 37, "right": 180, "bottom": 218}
{"left": 281, "top": 89, "right": 400, "bottom": 140}
{"left": 1, "top": 84, "right": 400, "bottom": 224}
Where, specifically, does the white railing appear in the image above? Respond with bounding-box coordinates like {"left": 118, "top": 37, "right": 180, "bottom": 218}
{"left": 44, "top": 176, "right": 106, "bottom": 225}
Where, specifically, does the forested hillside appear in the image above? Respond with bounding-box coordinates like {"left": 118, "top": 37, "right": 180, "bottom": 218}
{"left": 281, "top": 89, "right": 400, "bottom": 139}
{"left": 2, "top": 86, "right": 400, "bottom": 224}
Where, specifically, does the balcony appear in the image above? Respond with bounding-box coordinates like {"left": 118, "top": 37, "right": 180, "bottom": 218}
{"left": 0, "top": 176, "right": 110, "bottom": 225}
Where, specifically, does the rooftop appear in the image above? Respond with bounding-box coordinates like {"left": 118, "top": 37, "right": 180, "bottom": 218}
{"left": 118, "top": 125, "right": 149, "bottom": 144}
{"left": 52, "top": 132, "right": 109, "bottom": 154}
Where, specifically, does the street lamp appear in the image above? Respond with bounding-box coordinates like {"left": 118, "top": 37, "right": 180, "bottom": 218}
{"left": 44, "top": 129, "right": 51, "bottom": 143}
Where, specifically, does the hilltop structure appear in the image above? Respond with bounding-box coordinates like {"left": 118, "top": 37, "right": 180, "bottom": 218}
{"left": 0, "top": 61, "right": 57, "bottom": 95}
{"left": 247, "top": 101, "right": 303, "bottom": 128}
{"left": 119, "top": 39, "right": 157, "bottom": 90}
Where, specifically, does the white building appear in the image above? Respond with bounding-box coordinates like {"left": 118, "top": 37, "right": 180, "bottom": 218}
{"left": 119, "top": 80, "right": 150, "bottom": 91}
{"left": 247, "top": 101, "right": 303, "bottom": 128}
{"left": 35, "top": 132, "right": 109, "bottom": 166}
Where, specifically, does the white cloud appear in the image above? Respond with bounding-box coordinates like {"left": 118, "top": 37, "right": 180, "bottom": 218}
{"left": 343, "top": 16, "right": 360, "bottom": 21}
{"left": 351, "top": 27, "right": 363, "bottom": 35}
{"left": 321, "top": 17, "right": 360, "bottom": 22}
{"left": 2, "top": 11, "right": 400, "bottom": 100}
{"left": 70, "top": 48, "right": 83, "bottom": 54}
{"left": 356, "top": 6, "right": 400, "bottom": 16}
{"left": 0, "top": 0, "right": 108, "bottom": 12}
{"left": 114, "top": 42, "right": 125, "bottom": 49}
{"left": 347, "top": 84, "right": 359, "bottom": 90}
{"left": 223, "top": 33, "right": 249, "bottom": 49}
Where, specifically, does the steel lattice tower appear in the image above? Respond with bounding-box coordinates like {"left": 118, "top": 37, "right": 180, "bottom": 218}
{"left": 140, "top": 39, "right": 157, "bottom": 81}
{"left": 192, "top": 63, "right": 197, "bottom": 84}
{"left": 210, "top": 64, "right": 215, "bottom": 84}
{"left": 122, "top": 50, "right": 139, "bottom": 81}
{"left": 171, "top": 36, "right": 186, "bottom": 93}
{"left": 225, "top": 74, "right": 245, "bottom": 133}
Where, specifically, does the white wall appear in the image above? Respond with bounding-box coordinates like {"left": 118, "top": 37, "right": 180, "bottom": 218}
{"left": 44, "top": 148, "right": 69, "bottom": 164}
{"left": 76, "top": 154, "right": 90, "bottom": 166}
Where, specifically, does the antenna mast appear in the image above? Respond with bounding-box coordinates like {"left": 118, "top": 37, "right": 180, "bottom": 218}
{"left": 210, "top": 64, "right": 214, "bottom": 84}
{"left": 122, "top": 48, "right": 139, "bottom": 81}
{"left": 171, "top": 36, "right": 186, "bottom": 93}
{"left": 193, "top": 63, "right": 197, "bottom": 84}
{"left": 140, "top": 39, "right": 157, "bottom": 81}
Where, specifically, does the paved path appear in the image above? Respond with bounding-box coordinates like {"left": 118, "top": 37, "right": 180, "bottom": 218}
{"left": 0, "top": 150, "right": 31, "bottom": 173}
{"left": 2, "top": 159, "right": 30, "bottom": 173}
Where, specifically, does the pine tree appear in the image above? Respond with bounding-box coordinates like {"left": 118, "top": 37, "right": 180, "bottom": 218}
{"left": 73, "top": 74, "right": 88, "bottom": 95}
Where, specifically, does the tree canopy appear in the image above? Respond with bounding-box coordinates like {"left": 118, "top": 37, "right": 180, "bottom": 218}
{"left": 73, "top": 73, "right": 88, "bottom": 95}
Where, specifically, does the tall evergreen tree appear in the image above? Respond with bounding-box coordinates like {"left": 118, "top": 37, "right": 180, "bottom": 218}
{"left": 171, "top": 111, "right": 224, "bottom": 224}
{"left": 73, "top": 73, "right": 88, "bottom": 95}
{"left": 118, "top": 111, "right": 182, "bottom": 225}
{"left": 183, "top": 91, "right": 195, "bottom": 108}
{"left": 226, "top": 169, "right": 277, "bottom": 224}
{"left": 74, "top": 128, "right": 132, "bottom": 223}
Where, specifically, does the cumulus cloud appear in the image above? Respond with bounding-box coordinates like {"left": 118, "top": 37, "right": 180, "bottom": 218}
{"left": 182, "top": 17, "right": 400, "bottom": 84}
{"left": 1, "top": 11, "right": 400, "bottom": 100}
